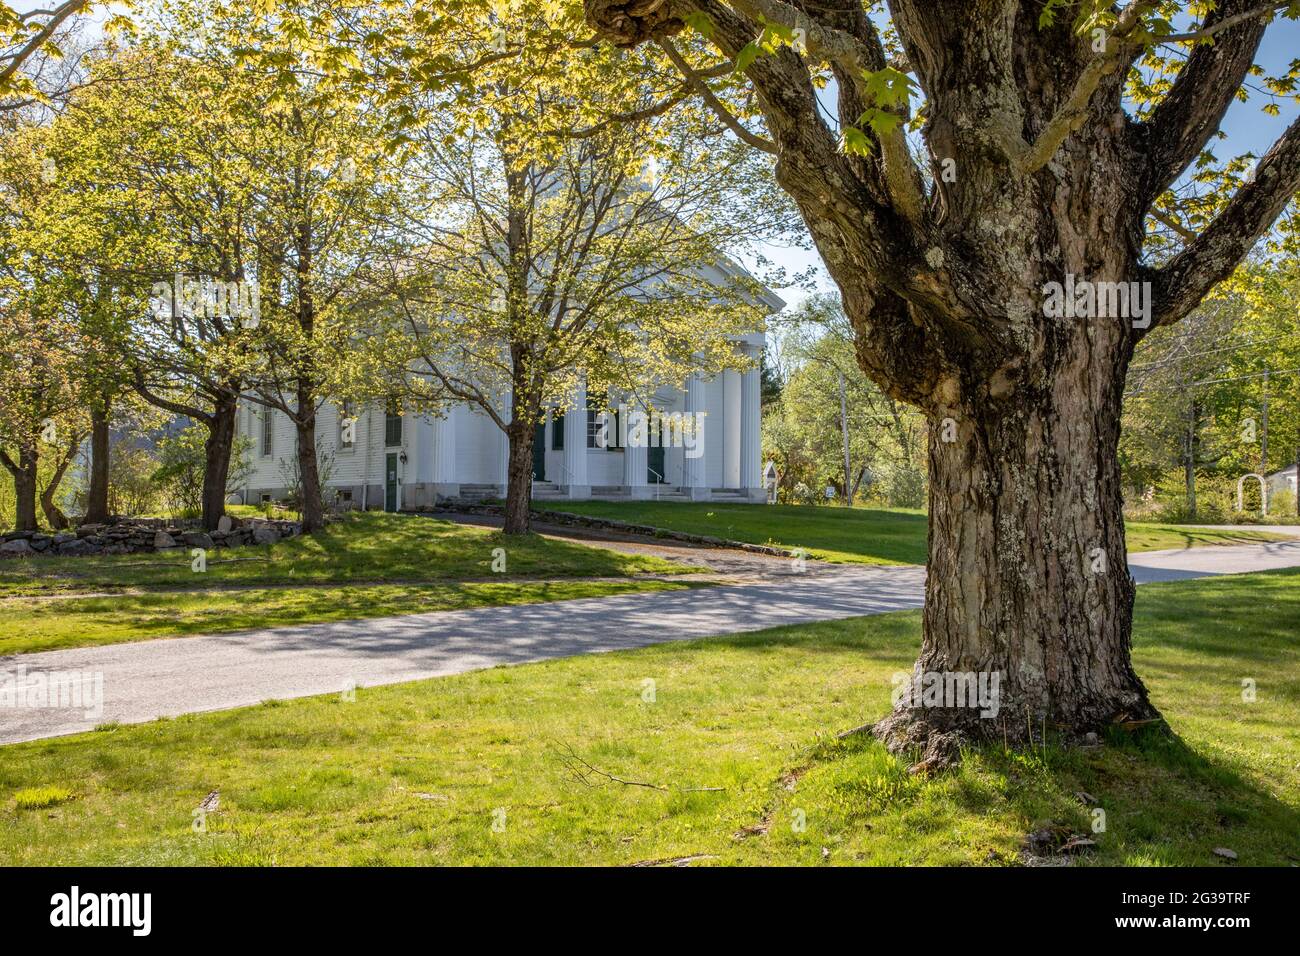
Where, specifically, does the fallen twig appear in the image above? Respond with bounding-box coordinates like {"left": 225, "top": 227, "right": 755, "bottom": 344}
{"left": 554, "top": 742, "right": 724, "bottom": 793}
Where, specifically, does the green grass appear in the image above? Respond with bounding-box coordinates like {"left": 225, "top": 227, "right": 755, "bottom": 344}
{"left": 2, "top": 569, "right": 1296, "bottom": 866}
{"left": 12, "top": 785, "right": 74, "bottom": 810}
{"left": 546, "top": 502, "right": 932, "bottom": 564}
{"left": 1123, "top": 522, "right": 1292, "bottom": 553}
{"left": 543, "top": 501, "right": 1293, "bottom": 565}
{"left": 0, "top": 512, "right": 690, "bottom": 597}
{"left": 0, "top": 512, "right": 698, "bottom": 654}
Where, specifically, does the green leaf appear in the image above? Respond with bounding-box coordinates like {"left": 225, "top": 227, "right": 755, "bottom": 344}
{"left": 1039, "top": 0, "right": 1068, "bottom": 29}
{"left": 859, "top": 67, "right": 914, "bottom": 109}
{"left": 859, "top": 108, "right": 904, "bottom": 137}
{"left": 683, "top": 11, "right": 713, "bottom": 39}
{"left": 734, "top": 42, "right": 759, "bottom": 74}
{"left": 838, "top": 126, "right": 873, "bottom": 156}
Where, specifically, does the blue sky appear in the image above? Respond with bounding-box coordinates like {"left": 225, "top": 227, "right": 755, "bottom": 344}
{"left": 759, "top": 17, "right": 1300, "bottom": 310}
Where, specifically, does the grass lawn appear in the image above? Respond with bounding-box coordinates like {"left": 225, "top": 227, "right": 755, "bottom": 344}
{"left": 2, "top": 569, "right": 1295, "bottom": 866}
{"left": 543, "top": 501, "right": 1293, "bottom": 565}
{"left": 0, "top": 512, "right": 697, "bottom": 655}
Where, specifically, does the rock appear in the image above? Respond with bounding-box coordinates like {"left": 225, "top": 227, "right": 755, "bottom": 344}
{"left": 217, "top": 515, "right": 235, "bottom": 533}
{"left": 1213, "top": 847, "right": 1238, "bottom": 861}
{"left": 154, "top": 531, "right": 177, "bottom": 549}
{"left": 252, "top": 527, "right": 280, "bottom": 546}
{"left": 0, "top": 538, "right": 33, "bottom": 555}
{"left": 29, "top": 535, "right": 52, "bottom": 551}
{"left": 182, "top": 531, "right": 214, "bottom": 550}
{"left": 53, "top": 533, "right": 76, "bottom": 545}
{"left": 56, "top": 538, "right": 90, "bottom": 556}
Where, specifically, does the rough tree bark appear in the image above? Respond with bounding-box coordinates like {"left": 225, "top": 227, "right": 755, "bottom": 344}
{"left": 1, "top": 445, "right": 40, "bottom": 532}
{"left": 504, "top": 414, "right": 537, "bottom": 535}
{"left": 202, "top": 394, "right": 239, "bottom": 531}
{"left": 84, "top": 400, "right": 112, "bottom": 525}
{"left": 585, "top": 0, "right": 1300, "bottom": 760}
{"left": 294, "top": 381, "right": 326, "bottom": 534}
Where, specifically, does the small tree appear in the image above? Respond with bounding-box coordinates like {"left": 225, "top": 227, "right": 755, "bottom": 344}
{"left": 0, "top": 124, "right": 88, "bottom": 531}
{"left": 773, "top": 294, "right": 925, "bottom": 507}
{"left": 47, "top": 41, "right": 260, "bottom": 531}
{"left": 358, "top": 5, "right": 793, "bottom": 533}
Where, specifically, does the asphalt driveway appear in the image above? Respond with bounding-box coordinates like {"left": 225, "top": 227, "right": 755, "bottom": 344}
{"left": 3, "top": 539, "right": 1298, "bottom": 745}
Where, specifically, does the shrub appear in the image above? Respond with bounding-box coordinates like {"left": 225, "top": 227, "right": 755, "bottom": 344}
{"left": 151, "top": 424, "right": 251, "bottom": 519}
{"left": 884, "top": 463, "right": 926, "bottom": 509}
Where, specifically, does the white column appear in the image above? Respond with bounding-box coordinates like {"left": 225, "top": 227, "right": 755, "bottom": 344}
{"left": 740, "top": 345, "right": 762, "bottom": 498}
{"left": 562, "top": 378, "right": 590, "bottom": 499}
{"left": 682, "top": 374, "right": 709, "bottom": 500}
{"left": 402, "top": 408, "right": 421, "bottom": 509}
{"left": 622, "top": 399, "right": 650, "bottom": 499}
{"left": 431, "top": 408, "right": 458, "bottom": 499}
{"left": 723, "top": 369, "right": 741, "bottom": 488}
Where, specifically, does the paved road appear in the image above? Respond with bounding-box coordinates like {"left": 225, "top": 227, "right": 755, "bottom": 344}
{"left": 1127, "top": 538, "right": 1300, "bottom": 581}
{"left": 3, "top": 540, "right": 1298, "bottom": 745}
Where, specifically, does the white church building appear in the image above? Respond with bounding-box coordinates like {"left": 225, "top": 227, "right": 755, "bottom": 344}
{"left": 230, "top": 326, "right": 775, "bottom": 510}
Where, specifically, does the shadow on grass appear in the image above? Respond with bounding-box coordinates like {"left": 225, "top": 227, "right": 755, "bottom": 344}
{"left": 780, "top": 716, "right": 1300, "bottom": 865}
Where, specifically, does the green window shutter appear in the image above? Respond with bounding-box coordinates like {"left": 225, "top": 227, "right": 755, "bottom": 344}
{"left": 261, "top": 409, "right": 273, "bottom": 457}
{"left": 385, "top": 403, "right": 403, "bottom": 446}
{"left": 552, "top": 412, "right": 564, "bottom": 450}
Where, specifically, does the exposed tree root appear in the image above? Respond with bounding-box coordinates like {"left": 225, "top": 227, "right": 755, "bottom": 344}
{"left": 868, "top": 701, "right": 1168, "bottom": 774}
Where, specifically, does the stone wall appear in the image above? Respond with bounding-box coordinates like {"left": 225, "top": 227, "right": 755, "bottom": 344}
{"left": 0, "top": 515, "right": 303, "bottom": 558}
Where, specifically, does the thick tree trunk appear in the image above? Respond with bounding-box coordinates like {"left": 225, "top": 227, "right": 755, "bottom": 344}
{"left": 201, "top": 396, "right": 238, "bottom": 532}
{"left": 503, "top": 417, "right": 535, "bottom": 535}
{"left": 84, "top": 402, "right": 112, "bottom": 525}
{"left": 875, "top": 343, "right": 1157, "bottom": 763}
{"left": 295, "top": 388, "right": 325, "bottom": 534}
{"left": 7, "top": 445, "right": 40, "bottom": 532}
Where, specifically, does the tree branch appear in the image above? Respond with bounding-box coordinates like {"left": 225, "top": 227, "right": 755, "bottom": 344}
{"left": 1149, "top": 206, "right": 1197, "bottom": 241}
{"left": 1018, "top": 1, "right": 1159, "bottom": 174}
{"left": 726, "top": 0, "right": 927, "bottom": 222}
{"left": 1136, "top": 0, "right": 1272, "bottom": 203}
{"left": 0, "top": 0, "right": 86, "bottom": 95}
{"left": 1149, "top": 115, "right": 1300, "bottom": 330}
{"left": 656, "top": 37, "right": 776, "bottom": 152}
